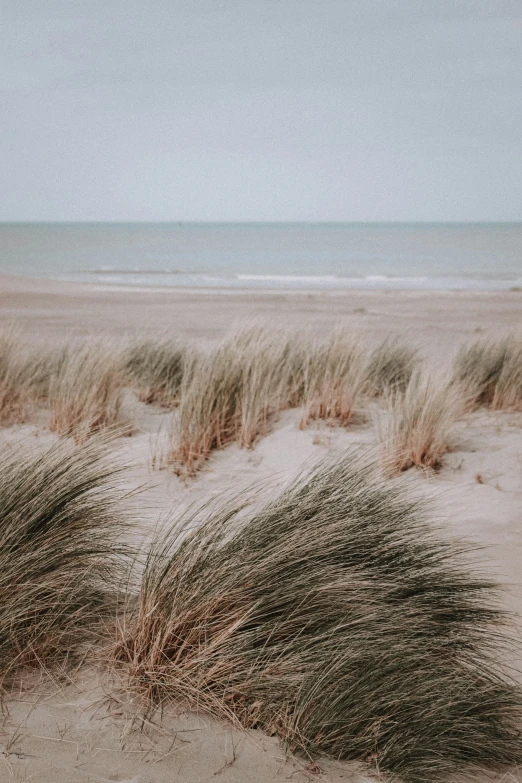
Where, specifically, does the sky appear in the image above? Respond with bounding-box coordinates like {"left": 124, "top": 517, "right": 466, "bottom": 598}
{"left": 1, "top": 1, "right": 521, "bottom": 222}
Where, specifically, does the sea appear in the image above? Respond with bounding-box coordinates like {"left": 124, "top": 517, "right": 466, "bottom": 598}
{"left": 1, "top": 222, "right": 521, "bottom": 291}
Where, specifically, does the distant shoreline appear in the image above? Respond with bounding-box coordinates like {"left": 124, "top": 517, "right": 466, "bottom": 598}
{"left": 1, "top": 222, "right": 520, "bottom": 291}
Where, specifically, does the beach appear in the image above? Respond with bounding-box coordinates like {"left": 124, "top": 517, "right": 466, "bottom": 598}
{"left": 0, "top": 275, "right": 521, "bottom": 782}
{"left": 1, "top": 273, "right": 521, "bottom": 349}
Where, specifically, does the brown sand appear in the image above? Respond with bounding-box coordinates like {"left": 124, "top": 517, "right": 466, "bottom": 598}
{"left": 1, "top": 275, "right": 521, "bottom": 782}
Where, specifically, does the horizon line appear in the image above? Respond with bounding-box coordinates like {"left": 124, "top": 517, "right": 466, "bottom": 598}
{"left": 1, "top": 219, "right": 521, "bottom": 226}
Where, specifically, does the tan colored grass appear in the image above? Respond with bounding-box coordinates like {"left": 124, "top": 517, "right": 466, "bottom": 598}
{"left": 364, "top": 336, "right": 418, "bottom": 396}
{"left": 123, "top": 337, "right": 187, "bottom": 406}
{"left": 48, "top": 342, "right": 129, "bottom": 442}
{"left": 453, "top": 336, "right": 522, "bottom": 410}
{"left": 492, "top": 339, "right": 522, "bottom": 410}
{"left": 167, "top": 326, "right": 408, "bottom": 474}
{"left": 377, "top": 370, "right": 467, "bottom": 473}
{"left": 168, "top": 326, "right": 306, "bottom": 474}
{"left": 300, "top": 329, "right": 367, "bottom": 427}
{"left": 0, "top": 327, "right": 40, "bottom": 423}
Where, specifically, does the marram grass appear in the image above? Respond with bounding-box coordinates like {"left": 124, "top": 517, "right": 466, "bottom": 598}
{"left": 377, "top": 370, "right": 467, "bottom": 473}
{"left": 123, "top": 337, "right": 187, "bottom": 407}
{"left": 300, "top": 330, "right": 367, "bottom": 427}
{"left": 453, "top": 336, "right": 522, "bottom": 410}
{"left": 48, "top": 342, "right": 129, "bottom": 442}
{"left": 0, "top": 327, "right": 42, "bottom": 424}
{"left": 0, "top": 436, "right": 128, "bottom": 680}
{"left": 168, "top": 325, "right": 373, "bottom": 474}
{"left": 169, "top": 326, "right": 308, "bottom": 474}
{"left": 116, "top": 452, "right": 522, "bottom": 782}
{"left": 365, "top": 337, "right": 418, "bottom": 396}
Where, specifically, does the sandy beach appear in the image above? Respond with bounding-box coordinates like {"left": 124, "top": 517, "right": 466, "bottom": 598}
{"left": 2, "top": 273, "right": 521, "bottom": 350}
{"left": 1, "top": 275, "right": 521, "bottom": 783}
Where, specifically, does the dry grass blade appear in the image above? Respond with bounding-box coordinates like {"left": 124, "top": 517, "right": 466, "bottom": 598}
{"left": 115, "top": 451, "right": 522, "bottom": 782}
{"left": 48, "top": 342, "right": 129, "bottom": 442}
{"left": 123, "top": 337, "right": 187, "bottom": 407}
{"left": 376, "top": 370, "right": 467, "bottom": 473}
{"left": 0, "top": 436, "right": 129, "bottom": 681}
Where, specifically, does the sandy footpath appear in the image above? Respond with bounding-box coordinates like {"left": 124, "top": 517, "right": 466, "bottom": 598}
{"left": 0, "top": 275, "right": 521, "bottom": 782}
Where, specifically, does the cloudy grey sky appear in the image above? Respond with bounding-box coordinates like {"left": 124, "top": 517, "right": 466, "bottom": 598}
{"left": 1, "top": 1, "right": 521, "bottom": 222}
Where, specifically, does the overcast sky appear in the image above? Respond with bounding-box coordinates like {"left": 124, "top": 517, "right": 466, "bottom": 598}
{"left": 1, "top": 1, "right": 521, "bottom": 222}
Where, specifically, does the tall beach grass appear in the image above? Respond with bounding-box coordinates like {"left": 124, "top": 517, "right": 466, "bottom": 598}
{"left": 376, "top": 370, "right": 466, "bottom": 473}
{"left": 0, "top": 328, "right": 42, "bottom": 424}
{"left": 364, "top": 337, "right": 418, "bottom": 396}
{"left": 48, "top": 342, "right": 128, "bottom": 442}
{"left": 168, "top": 325, "right": 375, "bottom": 474}
{"left": 0, "top": 437, "right": 128, "bottom": 679}
{"left": 116, "top": 452, "right": 522, "bottom": 782}
{"left": 123, "top": 337, "right": 187, "bottom": 406}
{"left": 169, "top": 326, "right": 306, "bottom": 473}
{"left": 300, "top": 330, "right": 367, "bottom": 427}
{"left": 453, "top": 336, "right": 522, "bottom": 410}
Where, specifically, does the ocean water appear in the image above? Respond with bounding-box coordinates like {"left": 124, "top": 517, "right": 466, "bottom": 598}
{"left": 1, "top": 222, "right": 521, "bottom": 290}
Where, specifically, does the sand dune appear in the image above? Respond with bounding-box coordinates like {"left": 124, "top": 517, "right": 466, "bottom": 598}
{"left": 0, "top": 277, "right": 521, "bottom": 782}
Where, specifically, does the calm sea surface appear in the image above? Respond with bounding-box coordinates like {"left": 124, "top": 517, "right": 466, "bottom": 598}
{"left": 1, "top": 222, "right": 521, "bottom": 290}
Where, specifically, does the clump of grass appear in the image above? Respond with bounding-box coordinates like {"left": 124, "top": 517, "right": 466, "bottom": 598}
{"left": 116, "top": 453, "right": 522, "bottom": 782}
{"left": 0, "top": 328, "right": 41, "bottom": 424}
{"left": 23, "top": 342, "right": 71, "bottom": 402}
{"left": 123, "top": 337, "right": 187, "bottom": 406}
{"left": 300, "top": 330, "right": 366, "bottom": 427}
{"left": 377, "top": 370, "right": 466, "bottom": 472}
{"left": 48, "top": 342, "right": 128, "bottom": 442}
{"left": 0, "top": 437, "right": 127, "bottom": 679}
{"left": 365, "top": 337, "right": 418, "bottom": 395}
{"left": 170, "top": 326, "right": 306, "bottom": 474}
{"left": 452, "top": 336, "right": 522, "bottom": 409}
{"left": 492, "top": 340, "right": 522, "bottom": 411}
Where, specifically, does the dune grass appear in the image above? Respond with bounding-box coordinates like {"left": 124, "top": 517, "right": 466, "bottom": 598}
{"left": 48, "top": 342, "right": 129, "bottom": 442}
{"left": 123, "top": 337, "right": 187, "bottom": 407}
{"left": 0, "top": 328, "right": 42, "bottom": 424}
{"left": 365, "top": 337, "right": 418, "bottom": 396}
{"left": 492, "top": 339, "right": 522, "bottom": 411}
{"left": 377, "top": 370, "right": 466, "bottom": 473}
{"left": 453, "top": 336, "right": 522, "bottom": 410}
{"left": 300, "top": 330, "right": 367, "bottom": 427}
{"left": 169, "top": 326, "right": 306, "bottom": 474}
{"left": 169, "top": 325, "right": 373, "bottom": 474}
{"left": 116, "top": 452, "right": 522, "bottom": 782}
{"left": 0, "top": 437, "right": 128, "bottom": 680}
